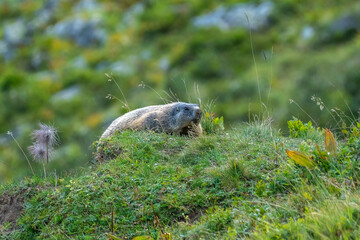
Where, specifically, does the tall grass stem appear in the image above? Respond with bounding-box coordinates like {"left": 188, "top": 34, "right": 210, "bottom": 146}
{"left": 246, "top": 13, "right": 262, "bottom": 104}
{"left": 8, "top": 131, "right": 35, "bottom": 176}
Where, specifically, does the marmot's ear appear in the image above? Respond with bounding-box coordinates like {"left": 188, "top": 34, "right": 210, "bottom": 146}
{"left": 172, "top": 107, "right": 180, "bottom": 116}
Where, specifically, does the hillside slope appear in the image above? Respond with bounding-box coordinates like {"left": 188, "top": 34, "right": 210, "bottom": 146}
{"left": 1, "top": 119, "right": 360, "bottom": 239}
{"left": 2, "top": 0, "right": 360, "bottom": 183}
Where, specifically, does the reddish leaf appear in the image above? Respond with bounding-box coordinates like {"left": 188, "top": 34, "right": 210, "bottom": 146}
{"left": 325, "top": 129, "right": 337, "bottom": 156}
{"left": 286, "top": 150, "right": 315, "bottom": 168}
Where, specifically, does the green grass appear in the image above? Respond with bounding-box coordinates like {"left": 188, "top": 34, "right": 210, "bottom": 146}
{"left": 1, "top": 119, "right": 360, "bottom": 239}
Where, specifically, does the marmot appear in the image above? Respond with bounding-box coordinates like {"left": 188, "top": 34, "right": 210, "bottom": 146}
{"left": 100, "top": 102, "right": 203, "bottom": 139}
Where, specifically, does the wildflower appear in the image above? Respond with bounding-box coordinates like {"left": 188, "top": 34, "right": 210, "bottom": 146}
{"left": 29, "top": 123, "right": 58, "bottom": 163}
{"left": 31, "top": 123, "right": 58, "bottom": 147}
{"left": 28, "top": 143, "right": 48, "bottom": 162}
{"left": 28, "top": 123, "right": 59, "bottom": 177}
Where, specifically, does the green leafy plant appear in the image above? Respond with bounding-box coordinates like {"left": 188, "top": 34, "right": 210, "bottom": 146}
{"left": 200, "top": 110, "right": 223, "bottom": 135}
{"left": 204, "top": 206, "right": 233, "bottom": 232}
{"left": 203, "top": 112, "right": 224, "bottom": 134}
{"left": 199, "top": 101, "right": 225, "bottom": 134}
{"left": 287, "top": 117, "right": 315, "bottom": 138}
{"left": 338, "top": 122, "right": 360, "bottom": 180}
{"left": 255, "top": 180, "right": 267, "bottom": 197}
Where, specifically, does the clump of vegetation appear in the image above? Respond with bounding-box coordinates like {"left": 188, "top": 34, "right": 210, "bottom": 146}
{"left": 211, "top": 157, "right": 255, "bottom": 190}
{"left": 201, "top": 101, "right": 224, "bottom": 134}
{"left": 287, "top": 117, "right": 318, "bottom": 138}
{"left": 286, "top": 119, "right": 360, "bottom": 183}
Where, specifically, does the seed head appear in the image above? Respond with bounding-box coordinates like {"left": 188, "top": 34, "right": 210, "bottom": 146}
{"left": 28, "top": 143, "right": 51, "bottom": 162}
{"left": 31, "top": 123, "right": 59, "bottom": 146}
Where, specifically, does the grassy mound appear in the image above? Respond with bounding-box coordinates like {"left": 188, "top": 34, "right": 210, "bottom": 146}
{"left": 1, "top": 120, "right": 360, "bottom": 239}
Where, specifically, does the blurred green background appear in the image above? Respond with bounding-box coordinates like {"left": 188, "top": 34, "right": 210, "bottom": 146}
{"left": 1, "top": 0, "right": 359, "bottom": 183}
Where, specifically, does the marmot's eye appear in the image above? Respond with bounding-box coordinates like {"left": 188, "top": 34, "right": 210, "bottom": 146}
{"left": 176, "top": 107, "right": 180, "bottom": 112}
{"left": 184, "top": 107, "right": 189, "bottom": 111}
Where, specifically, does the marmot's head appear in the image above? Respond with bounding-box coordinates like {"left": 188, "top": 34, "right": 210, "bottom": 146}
{"left": 171, "top": 102, "right": 202, "bottom": 130}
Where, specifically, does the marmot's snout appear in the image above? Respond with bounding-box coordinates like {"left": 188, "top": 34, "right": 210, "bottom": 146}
{"left": 193, "top": 108, "right": 202, "bottom": 124}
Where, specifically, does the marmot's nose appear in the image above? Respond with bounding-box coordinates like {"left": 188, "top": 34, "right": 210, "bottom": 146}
{"left": 196, "top": 108, "right": 202, "bottom": 118}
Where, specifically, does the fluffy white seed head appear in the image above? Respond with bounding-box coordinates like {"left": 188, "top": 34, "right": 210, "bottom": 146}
{"left": 31, "top": 123, "right": 59, "bottom": 147}
{"left": 28, "top": 143, "right": 50, "bottom": 162}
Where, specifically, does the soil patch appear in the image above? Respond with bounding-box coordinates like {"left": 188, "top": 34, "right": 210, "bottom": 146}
{"left": 93, "top": 141, "right": 125, "bottom": 163}
{"left": 0, "top": 189, "right": 26, "bottom": 231}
